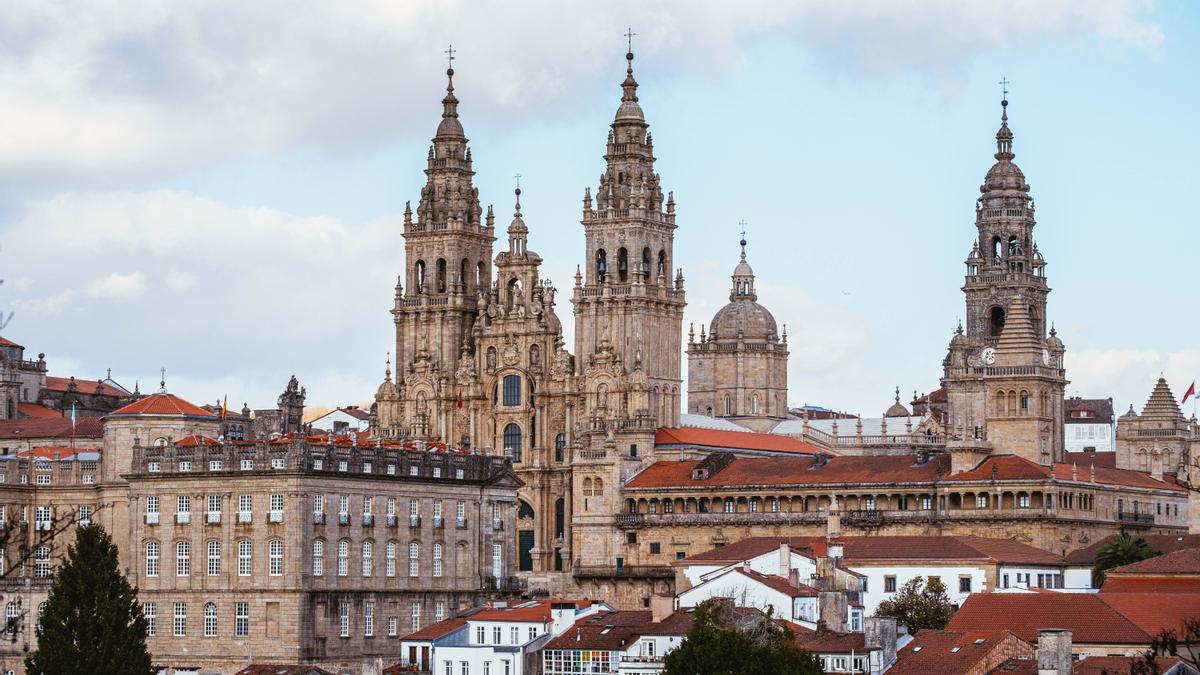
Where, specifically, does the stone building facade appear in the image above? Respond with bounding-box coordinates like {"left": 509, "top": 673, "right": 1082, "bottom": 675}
{"left": 0, "top": 390, "right": 521, "bottom": 675}
{"left": 686, "top": 239, "right": 789, "bottom": 424}
{"left": 1116, "top": 377, "right": 1199, "bottom": 481}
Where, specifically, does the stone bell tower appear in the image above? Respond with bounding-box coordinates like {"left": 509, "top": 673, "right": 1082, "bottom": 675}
{"left": 943, "top": 97, "right": 1067, "bottom": 469}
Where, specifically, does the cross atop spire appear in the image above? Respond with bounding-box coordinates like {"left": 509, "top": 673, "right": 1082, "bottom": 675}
{"left": 159, "top": 367, "right": 167, "bottom": 393}
{"left": 738, "top": 220, "right": 748, "bottom": 260}
{"left": 625, "top": 27, "right": 637, "bottom": 55}
{"left": 445, "top": 44, "right": 456, "bottom": 73}
{"left": 999, "top": 76, "right": 1010, "bottom": 103}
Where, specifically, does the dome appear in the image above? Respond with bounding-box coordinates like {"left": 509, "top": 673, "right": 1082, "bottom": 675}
{"left": 436, "top": 115, "right": 464, "bottom": 138}
{"left": 614, "top": 53, "right": 645, "bottom": 123}
{"left": 733, "top": 258, "right": 754, "bottom": 277}
{"left": 981, "top": 159, "right": 1028, "bottom": 194}
{"left": 710, "top": 299, "right": 778, "bottom": 341}
{"left": 886, "top": 401, "right": 910, "bottom": 417}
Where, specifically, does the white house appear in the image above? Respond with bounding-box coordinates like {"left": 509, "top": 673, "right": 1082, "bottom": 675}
{"left": 676, "top": 566, "right": 824, "bottom": 627}
{"left": 308, "top": 405, "right": 371, "bottom": 434}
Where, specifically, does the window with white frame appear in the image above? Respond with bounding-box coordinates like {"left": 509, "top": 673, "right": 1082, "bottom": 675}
{"left": 207, "top": 540, "right": 221, "bottom": 576}
{"left": 148, "top": 461, "right": 161, "bottom": 473}
{"left": 143, "top": 602, "right": 156, "bottom": 636}
{"left": 179, "top": 461, "right": 191, "bottom": 472}
{"left": 387, "top": 497, "right": 396, "bottom": 517}
{"left": 386, "top": 541, "right": 397, "bottom": 577}
{"left": 312, "top": 539, "right": 325, "bottom": 576}
{"left": 723, "top": 498, "right": 734, "bottom": 513}
{"left": 312, "top": 458, "right": 323, "bottom": 470}
{"left": 208, "top": 494, "right": 221, "bottom": 517}
{"left": 387, "top": 463, "right": 396, "bottom": 475}
{"left": 204, "top": 602, "right": 217, "bottom": 637}
{"left": 388, "top": 616, "right": 398, "bottom": 636}
{"left": 33, "top": 547, "right": 50, "bottom": 578}
{"left": 241, "top": 458, "right": 254, "bottom": 471}
{"left": 239, "top": 494, "right": 252, "bottom": 517}
{"left": 269, "top": 540, "right": 284, "bottom": 576}
{"left": 361, "top": 541, "right": 373, "bottom": 577}
{"left": 409, "top": 542, "right": 419, "bottom": 576}
{"left": 271, "top": 457, "right": 285, "bottom": 469}
{"left": 176, "top": 541, "right": 190, "bottom": 576}
{"left": 410, "top": 602, "right": 420, "bottom": 633}
{"left": 339, "top": 601, "right": 350, "bottom": 637}
{"left": 145, "top": 541, "right": 160, "bottom": 577}
{"left": 209, "top": 460, "right": 222, "bottom": 471}
{"left": 364, "top": 600, "right": 374, "bottom": 637}
{"left": 434, "top": 601, "right": 444, "bottom": 623}
{"left": 363, "top": 496, "right": 372, "bottom": 517}
{"left": 409, "top": 465, "right": 418, "bottom": 477}
{"left": 173, "top": 602, "right": 187, "bottom": 636}
{"left": 35, "top": 505, "right": 51, "bottom": 527}
{"left": 363, "top": 461, "right": 372, "bottom": 473}
{"left": 238, "top": 540, "right": 252, "bottom": 576}
{"left": 432, "top": 467, "right": 441, "bottom": 478}
{"left": 338, "top": 460, "right": 348, "bottom": 472}
{"left": 1018, "top": 493, "right": 1030, "bottom": 508}
{"left": 410, "top": 498, "right": 419, "bottom": 517}
{"left": 338, "top": 539, "right": 349, "bottom": 576}
{"left": 235, "top": 602, "right": 249, "bottom": 637}
{"left": 314, "top": 494, "right": 325, "bottom": 517}
{"left": 177, "top": 495, "right": 190, "bottom": 519}
{"left": 78, "top": 505, "right": 92, "bottom": 525}
{"left": 433, "top": 543, "right": 443, "bottom": 577}
{"left": 434, "top": 500, "right": 443, "bottom": 522}
{"left": 338, "top": 495, "right": 349, "bottom": 516}
{"left": 146, "top": 496, "right": 159, "bottom": 518}
{"left": 457, "top": 500, "right": 466, "bottom": 524}
{"left": 270, "top": 493, "right": 284, "bottom": 518}
{"left": 977, "top": 494, "right": 989, "bottom": 508}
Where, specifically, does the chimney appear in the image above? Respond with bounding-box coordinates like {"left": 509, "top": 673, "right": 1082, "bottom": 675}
{"left": 650, "top": 593, "right": 674, "bottom": 624}
{"left": 818, "top": 591, "right": 848, "bottom": 633}
{"left": 789, "top": 568, "right": 802, "bottom": 588}
{"left": 864, "top": 617, "right": 898, "bottom": 669}
{"left": 779, "top": 541, "right": 791, "bottom": 577}
{"left": 1036, "top": 628, "right": 1072, "bottom": 675}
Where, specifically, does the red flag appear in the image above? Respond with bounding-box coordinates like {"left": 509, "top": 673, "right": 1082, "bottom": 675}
{"left": 1183, "top": 381, "right": 1196, "bottom": 406}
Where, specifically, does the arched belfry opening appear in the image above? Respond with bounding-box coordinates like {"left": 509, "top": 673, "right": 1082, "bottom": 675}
{"left": 989, "top": 306, "right": 1007, "bottom": 337}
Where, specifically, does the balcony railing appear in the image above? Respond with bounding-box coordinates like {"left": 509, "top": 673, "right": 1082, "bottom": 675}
{"left": 482, "top": 575, "right": 527, "bottom": 593}
{"left": 1118, "top": 512, "right": 1155, "bottom": 525}
{"left": 573, "top": 564, "right": 674, "bottom": 580}
{"left": 641, "top": 511, "right": 826, "bottom": 527}
{"left": 615, "top": 513, "right": 644, "bottom": 529}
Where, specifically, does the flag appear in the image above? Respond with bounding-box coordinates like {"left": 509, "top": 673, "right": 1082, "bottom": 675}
{"left": 221, "top": 394, "right": 228, "bottom": 421}
{"left": 1184, "top": 381, "right": 1196, "bottom": 406}
{"left": 70, "top": 401, "right": 76, "bottom": 432}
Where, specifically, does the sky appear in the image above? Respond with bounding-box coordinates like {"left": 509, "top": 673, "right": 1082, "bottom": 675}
{"left": 1, "top": 0, "right": 1197, "bottom": 420}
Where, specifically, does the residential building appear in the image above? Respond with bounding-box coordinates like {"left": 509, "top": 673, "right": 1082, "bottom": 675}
{"left": 1063, "top": 397, "right": 1115, "bottom": 452}
{"left": 308, "top": 406, "right": 372, "bottom": 435}
{"left": 889, "top": 629, "right": 1034, "bottom": 675}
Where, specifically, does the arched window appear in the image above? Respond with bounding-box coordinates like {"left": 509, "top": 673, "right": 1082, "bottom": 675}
{"left": 416, "top": 260, "right": 426, "bottom": 290}
{"left": 1020, "top": 391, "right": 1030, "bottom": 413}
{"left": 436, "top": 258, "right": 447, "bottom": 293}
{"left": 461, "top": 258, "right": 470, "bottom": 293}
{"left": 337, "top": 539, "right": 349, "bottom": 576}
{"left": 433, "top": 543, "right": 443, "bottom": 577}
{"left": 517, "top": 501, "right": 535, "bottom": 519}
{"left": 992, "top": 237, "right": 1002, "bottom": 260}
{"left": 593, "top": 478, "right": 604, "bottom": 494}
{"left": 408, "top": 542, "right": 420, "bottom": 577}
{"left": 989, "top": 306, "right": 1006, "bottom": 336}
{"left": 657, "top": 250, "right": 666, "bottom": 278}
{"left": 145, "top": 540, "right": 160, "bottom": 577}
{"left": 386, "top": 541, "right": 397, "bottom": 577}
{"left": 617, "top": 248, "right": 629, "bottom": 282}
{"left": 503, "top": 375, "right": 521, "bottom": 406}
{"left": 583, "top": 478, "right": 593, "bottom": 496}
{"left": 312, "top": 539, "right": 325, "bottom": 576}
{"left": 238, "top": 540, "right": 252, "bottom": 576}
{"left": 361, "top": 541, "right": 373, "bottom": 577}
{"left": 204, "top": 602, "right": 217, "bottom": 637}
{"left": 596, "top": 249, "right": 607, "bottom": 282}
{"left": 207, "top": 540, "right": 221, "bottom": 576}
{"left": 555, "top": 433, "right": 565, "bottom": 462}
{"left": 477, "top": 261, "right": 485, "bottom": 288}
{"left": 750, "top": 394, "right": 759, "bottom": 415}
{"left": 555, "top": 498, "right": 565, "bottom": 538}
{"left": 503, "top": 423, "right": 522, "bottom": 463}
{"left": 4, "top": 601, "right": 18, "bottom": 635}
{"left": 642, "top": 247, "right": 651, "bottom": 276}
{"left": 724, "top": 394, "right": 732, "bottom": 416}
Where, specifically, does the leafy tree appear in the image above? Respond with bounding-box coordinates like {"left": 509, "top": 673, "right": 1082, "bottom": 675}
{"left": 25, "top": 524, "right": 153, "bottom": 675}
{"left": 1129, "top": 617, "right": 1200, "bottom": 675}
{"left": 664, "top": 599, "right": 823, "bottom": 675}
{"left": 875, "top": 576, "right": 954, "bottom": 633}
{"left": 1093, "top": 532, "right": 1158, "bottom": 587}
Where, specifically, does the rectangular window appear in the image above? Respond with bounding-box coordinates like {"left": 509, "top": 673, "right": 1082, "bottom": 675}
{"left": 364, "top": 600, "right": 374, "bottom": 637}
{"left": 270, "top": 493, "right": 284, "bottom": 516}
{"left": 865, "top": 497, "right": 876, "bottom": 511}
{"left": 209, "top": 460, "right": 222, "bottom": 471}
{"left": 435, "top": 601, "right": 444, "bottom": 623}
{"left": 173, "top": 602, "right": 187, "bottom": 637}
{"left": 411, "top": 602, "right": 420, "bottom": 633}
{"left": 1018, "top": 494, "right": 1030, "bottom": 508}
{"left": 79, "top": 505, "right": 92, "bottom": 525}
{"left": 388, "top": 616, "right": 398, "bottom": 637}
{"left": 959, "top": 576, "right": 972, "bottom": 593}
{"left": 339, "top": 495, "right": 349, "bottom": 515}
{"left": 144, "top": 603, "right": 156, "bottom": 636}
{"left": 208, "top": 540, "right": 221, "bottom": 576}
{"left": 363, "top": 461, "right": 373, "bottom": 473}
{"left": 271, "top": 457, "right": 285, "bottom": 469}
{"left": 176, "top": 541, "right": 190, "bottom": 576}
{"left": 493, "top": 627, "right": 501, "bottom": 644}
{"left": 510, "top": 626, "right": 519, "bottom": 645}
{"left": 314, "top": 494, "right": 325, "bottom": 515}
{"left": 338, "top": 460, "right": 348, "bottom": 472}
{"left": 238, "top": 540, "right": 252, "bottom": 576}
{"left": 387, "top": 463, "right": 396, "bottom": 475}
{"left": 977, "top": 494, "right": 989, "bottom": 508}
{"left": 313, "top": 458, "right": 323, "bottom": 470}
{"left": 387, "top": 497, "right": 397, "bottom": 517}
{"left": 884, "top": 576, "right": 897, "bottom": 593}
{"left": 149, "top": 461, "right": 162, "bottom": 473}
{"left": 204, "top": 603, "right": 218, "bottom": 637}
{"left": 477, "top": 626, "right": 486, "bottom": 644}
{"left": 339, "top": 601, "right": 350, "bottom": 637}
{"left": 241, "top": 458, "right": 254, "bottom": 470}
{"left": 503, "top": 374, "right": 521, "bottom": 406}
{"left": 649, "top": 542, "right": 661, "bottom": 554}
{"left": 269, "top": 540, "right": 284, "bottom": 576}
{"left": 179, "top": 461, "right": 191, "bottom": 472}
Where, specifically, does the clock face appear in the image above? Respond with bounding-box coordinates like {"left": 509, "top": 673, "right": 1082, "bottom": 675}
{"left": 1042, "top": 348, "right": 1051, "bottom": 366}
{"left": 981, "top": 347, "right": 997, "bottom": 365}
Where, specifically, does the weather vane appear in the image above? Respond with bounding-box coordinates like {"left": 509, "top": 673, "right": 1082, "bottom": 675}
{"left": 445, "top": 44, "right": 456, "bottom": 71}
{"left": 625, "top": 27, "right": 637, "bottom": 53}
{"left": 999, "top": 76, "right": 1010, "bottom": 102}
{"left": 738, "top": 219, "right": 748, "bottom": 241}
{"left": 514, "top": 173, "right": 522, "bottom": 192}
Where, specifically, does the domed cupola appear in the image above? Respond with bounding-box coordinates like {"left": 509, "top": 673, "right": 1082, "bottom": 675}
{"left": 708, "top": 236, "right": 778, "bottom": 342}
{"left": 980, "top": 99, "right": 1030, "bottom": 197}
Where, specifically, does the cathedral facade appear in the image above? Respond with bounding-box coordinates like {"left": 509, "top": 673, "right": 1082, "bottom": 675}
{"left": 373, "top": 50, "right": 685, "bottom": 593}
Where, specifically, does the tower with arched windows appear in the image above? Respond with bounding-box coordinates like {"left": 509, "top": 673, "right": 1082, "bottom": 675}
{"left": 686, "top": 237, "right": 789, "bottom": 423}
{"left": 942, "top": 99, "right": 1068, "bottom": 468}
{"left": 379, "top": 65, "right": 497, "bottom": 442}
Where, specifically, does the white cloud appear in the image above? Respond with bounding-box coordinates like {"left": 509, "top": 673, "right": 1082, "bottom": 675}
{"left": 1066, "top": 347, "right": 1200, "bottom": 413}
{"left": 0, "top": 0, "right": 1161, "bottom": 178}
{"left": 86, "top": 271, "right": 147, "bottom": 299}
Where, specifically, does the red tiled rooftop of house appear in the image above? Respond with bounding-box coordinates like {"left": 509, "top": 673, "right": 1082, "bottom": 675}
{"left": 734, "top": 567, "right": 819, "bottom": 597}
{"left": 18, "top": 446, "right": 100, "bottom": 460}
{"left": 948, "top": 594, "right": 1150, "bottom": 644}
{"left": 174, "top": 434, "right": 222, "bottom": 447}
{"left": 794, "top": 630, "right": 867, "bottom": 653}
{"left": 1073, "top": 656, "right": 1185, "bottom": 674}
{"left": 399, "top": 616, "right": 468, "bottom": 641}
{"left": 1063, "top": 450, "right": 1117, "bottom": 469}
{"left": 45, "top": 375, "right": 132, "bottom": 396}
{"left": 1107, "top": 547, "right": 1200, "bottom": 576}
{"left": 889, "top": 630, "right": 1029, "bottom": 675}
{"left": 626, "top": 453, "right": 948, "bottom": 490}
{"left": 1097, "top": 593, "right": 1200, "bottom": 637}
{"left": 110, "top": 392, "right": 215, "bottom": 418}
{"left": 1065, "top": 535, "right": 1200, "bottom": 566}
{"left": 468, "top": 599, "right": 592, "bottom": 624}
{"left": 946, "top": 454, "right": 1185, "bottom": 492}
{"left": 0, "top": 416, "right": 104, "bottom": 440}
{"left": 17, "top": 403, "right": 61, "bottom": 419}
{"left": 0, "top": 336, "right": 22, "bottom": 348}
{"left": 655, "top": 426, "right": 821, "bottom": 456}
{"left": 679, "top": 535, "right": 1061, "bottom": 566}
{"left": 542, "top": 610, "right": 656, "bottom": 651}
{"left": 1101, "top": 576, "right": 1200, "bottom": 594}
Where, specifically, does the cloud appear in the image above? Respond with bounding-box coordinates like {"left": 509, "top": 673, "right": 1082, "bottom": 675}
{"left": 0, "top": 1, "right": 1161, "bottom": 180}
{"left": 86, "top": 271, "right": 147, "bottom": 299}
{"left": 1066, "top": 347, "right": 1200, "bottom": 413}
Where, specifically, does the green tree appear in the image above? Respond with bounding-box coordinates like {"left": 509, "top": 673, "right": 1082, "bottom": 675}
{"left": 663, "top": 599, "right": 824, "bottom": 675}
{"left": 25, "top": 524, "right": 153, "bottom": 675}
{"left": 875, "top": 576, "right": 954, "bottom": 633}
{"left": 1093, "top": 532, "right": 1158, "bottom": 587}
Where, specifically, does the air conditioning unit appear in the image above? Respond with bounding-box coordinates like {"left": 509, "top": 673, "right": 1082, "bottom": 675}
{"left": 238, "top": 511, "right": 252, "bottom": 524}
{"left": 269, "top": 511, "right": 284, "bottom": 524}
{"left": 207, "top": 512, "right": 221, "bottom": 524}
{"left": 145, "top": 513, "right": 160, "bottom": 525}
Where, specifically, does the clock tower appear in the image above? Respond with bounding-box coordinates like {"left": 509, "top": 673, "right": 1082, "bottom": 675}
{"left": 942, "top": 98, "right": 1067, "bottom": 470}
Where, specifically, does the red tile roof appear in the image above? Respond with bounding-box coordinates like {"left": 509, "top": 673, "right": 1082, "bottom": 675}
{"left": 19, "top": 446, "right": 100, "bottom": 460}
{"left": 0, "top": 336, "right": 22, "bottom": 348}
{"left": 174, "top": 434, "right": 222, "bottom": 448}
{"left": 1100, "top": 577, "right": 1200, "bottom": 594}
{"left": 399, "top": 616, "right": 468, "bottom": 641}
{"left": 655, "top": 426, "right": 821, "bottom": 456}
{"left": 17, "top": 403, "right": 62, "bottom": 419}
{"left": 0, "top": 416, "right": 103, "bottom": 440}
{"left": 794, "top": 630, "right": 867, "bottom": 653}
{"left": 1063, "top": 451, "right": 1116, "bottom": 469}
{"left": 946, "top": 454, "right": 1185, "bottom": 492}
{"left": 1097, "top": 593, "right": 1200, "bottom": 637}
{"left": 733, "top": 568, "right": 819, "bottom": 597}
{"left": 45, "top": 376, "right": 132, "bottom": 396}
{"left": 340, "top": 406, "right": 372, "bottom": 421}
{"left": 1073, "top": 656, "right": 1185, "bottom": 674}
{"left": 1108, "top": 547, "right": 1200, "bottom": 576}
{"left": 542, "top": 610, "right": 657, "bottom": 651}
{"left": 109, "top": 393, "right": 215, "bottom": 418}
{"left": 468, "top": 599, "right": 591, "bottom": 624}
{"left": 680, "top": 535, "right": 1061, "bottom": 566}
{"left": 1065, "top": 535, "right": 1200, "bottom": 566}
{"left": 889, "top": 630, "right": 1030, "bottom": 675}
{"left": 947, "top": 594, "right": 1150, "bottom": 644}
{"left": 626, "top": 453, "right": 948, "bottom": 490}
